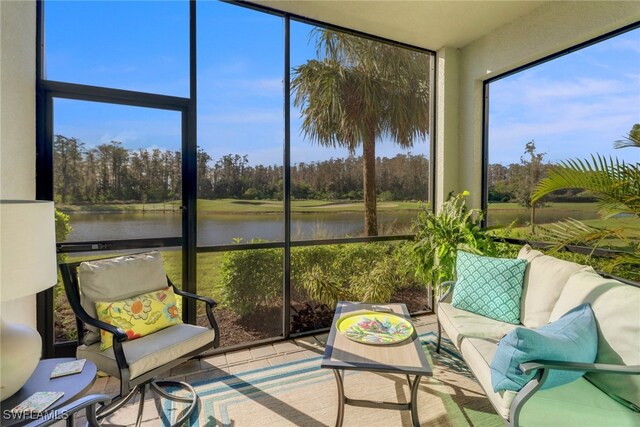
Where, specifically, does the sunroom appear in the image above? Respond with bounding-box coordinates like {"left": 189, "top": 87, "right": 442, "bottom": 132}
{"left": 1, "top": 1, "right": 638, "bottom": 426}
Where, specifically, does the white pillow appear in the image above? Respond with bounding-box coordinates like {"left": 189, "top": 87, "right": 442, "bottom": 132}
{"left": 518, "top": 245, "right": 586, "bottom": 328}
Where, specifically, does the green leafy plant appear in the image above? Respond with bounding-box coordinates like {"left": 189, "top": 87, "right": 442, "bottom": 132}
{"left": 220, "top": 241, "right": 422, "bottom": 315}
{"left": 532, "top": 152, "right": 640, "bottom": 274}
{"left": 412, "top": 191, "right": 496, "bottom": 295}
{"left": 219, "top": 247, "right": 283, "bottom": 316}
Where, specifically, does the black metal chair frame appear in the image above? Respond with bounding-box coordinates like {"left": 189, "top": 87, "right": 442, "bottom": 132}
{"left": 60, "top": 257, "right": 221, "bottom": 427}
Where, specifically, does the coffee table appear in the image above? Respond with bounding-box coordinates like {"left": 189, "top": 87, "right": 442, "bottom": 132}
{"left": 321, "top": 302, "right": 432, "bottom": 427}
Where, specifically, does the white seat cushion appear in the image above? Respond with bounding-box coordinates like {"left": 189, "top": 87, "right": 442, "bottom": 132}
{"left": 438, "top": 302, "right": 517, "bottom": 349}
{"left": 518, "top": 245, "right": 587, "bottom": 328}
{"left": 77, "top": 323, "right": 215, "bottom": 380}
{"left": 460, "top": 337, "right": 517, "bottom": 418}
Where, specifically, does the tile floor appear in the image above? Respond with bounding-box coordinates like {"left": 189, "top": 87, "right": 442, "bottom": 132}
{"left": 71, "top": 314, "right": 438, "bottom": 426}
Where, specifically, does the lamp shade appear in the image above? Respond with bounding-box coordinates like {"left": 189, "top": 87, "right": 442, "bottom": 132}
{"left": 0, "top": 200, "right": 57, "bottom": 301}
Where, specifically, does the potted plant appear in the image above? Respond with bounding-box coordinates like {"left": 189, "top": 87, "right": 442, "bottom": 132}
{"left": 412, "top": 191, "right": 496, "bottom": 299}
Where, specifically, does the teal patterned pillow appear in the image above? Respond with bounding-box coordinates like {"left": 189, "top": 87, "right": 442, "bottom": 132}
{"left": 451, "top": 252, "right": 527, "bottom": 324}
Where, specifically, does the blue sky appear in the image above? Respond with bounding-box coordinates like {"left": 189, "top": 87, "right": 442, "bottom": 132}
{"left": 47, "top": 1, "right": 639, "bottom": 167}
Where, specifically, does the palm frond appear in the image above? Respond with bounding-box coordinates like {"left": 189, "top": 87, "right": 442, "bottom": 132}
{"left": 613, "top": 131, "right": 640, "bottom": 150}
{"left": 291, "top": 28, "right": 430, "bottom": 151}
{"left": 532, "top": 154, "right": 640, "bottom": 218}
{"left": 537, "top": 218, "right": 629, "bottom": 251}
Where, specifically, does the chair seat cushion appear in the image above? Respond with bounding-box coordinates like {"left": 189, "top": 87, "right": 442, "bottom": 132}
{"left": 77, "top": 323, "right": 215, "bottom": 380}
{"left": 438, "top": 302, "right": 518, "bottom": 349}
{"left": 452, "top": 251, "right": 527, "bottom": 324}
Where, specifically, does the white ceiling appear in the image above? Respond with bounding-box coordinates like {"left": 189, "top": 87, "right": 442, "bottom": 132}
{"left": 250, "top": 1, "right": 548, "bottom": 51}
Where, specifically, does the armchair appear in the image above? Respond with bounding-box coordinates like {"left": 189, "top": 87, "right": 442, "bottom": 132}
{"left": 59, "top": 252, "right": 220, "bottom": 426}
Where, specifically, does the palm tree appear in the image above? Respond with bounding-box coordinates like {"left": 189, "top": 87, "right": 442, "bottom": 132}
{"left": 291, "top": 29, "right": 430, "bottom": 235}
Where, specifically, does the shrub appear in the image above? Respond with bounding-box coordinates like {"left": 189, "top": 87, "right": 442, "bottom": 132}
{"left": 220, "top": 241, "right": 421, "bottom": 316}
{"left": 219, "top": 248, "right": 282, "bottom": 316}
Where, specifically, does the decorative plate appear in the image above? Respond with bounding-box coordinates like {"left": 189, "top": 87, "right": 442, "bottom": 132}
{"left": 336, "top": 311, "right": 414, "bottom": 345}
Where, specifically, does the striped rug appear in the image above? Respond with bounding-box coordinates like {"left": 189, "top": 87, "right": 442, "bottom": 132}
{"left": 165, "top": 333, "right": 502, "bottom": 426}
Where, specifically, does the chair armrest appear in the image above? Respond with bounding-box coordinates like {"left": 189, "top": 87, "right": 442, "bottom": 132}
{"left": 520, "top": 360, "right": 640, "bottom": 375}
{"left": 438, "top": 281, "right": 456, "bottom": 303}
{"left": 65, "top": 299, "right": 128, "bottom": 344}
{"left": 170, "top": 284, "right": 220, "bottom": 348}
{"left": 24, "top": 394, "right": 111, "bottom": 427}
{"left": 172, "top": 285, "right": 218, "bottom": 308}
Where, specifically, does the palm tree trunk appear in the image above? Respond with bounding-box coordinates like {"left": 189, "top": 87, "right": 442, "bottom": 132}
{"left": 363, "top": 131, "right": 378, "bottom": 236}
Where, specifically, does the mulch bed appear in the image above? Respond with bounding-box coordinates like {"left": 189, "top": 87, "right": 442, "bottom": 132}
{"left": 56, "top": 288, "right": 431, "bottom": 349}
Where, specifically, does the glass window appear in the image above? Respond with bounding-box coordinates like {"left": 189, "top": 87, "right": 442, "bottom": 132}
{"left": 487, "top": 28, "right": 640, "bottom": 245}
{"left": 44, "top": 1, "right": 189, "bottom": 96}
{"left": 195, "top": 2, "right": 285, "bottom": 346}
{"left": 290, "top": 21, "right": 432, "bottom": 240}
{"left": 53, "top": 99, "right": 183, "bottom": 242}
{"left": 196, "top": 1, "right": 284, "bottom": 246}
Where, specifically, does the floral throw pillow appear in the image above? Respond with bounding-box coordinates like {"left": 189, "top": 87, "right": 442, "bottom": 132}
{"left": 95, "top": 287, "right": 182, "bottom": 351}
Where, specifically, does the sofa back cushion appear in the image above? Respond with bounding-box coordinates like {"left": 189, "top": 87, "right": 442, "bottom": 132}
{"left": 78, "top": 252, "right": 169, "bottom": 345}
{"left": 518, "top": 245, "right": 587, "bottom": 328}
{"left": 550, "top": 268, "right": 640, "bottom": 411}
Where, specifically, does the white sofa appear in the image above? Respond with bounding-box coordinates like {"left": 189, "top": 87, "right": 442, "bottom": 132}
{"left": 436, "top": 245, "right": 640, "bottom": 426}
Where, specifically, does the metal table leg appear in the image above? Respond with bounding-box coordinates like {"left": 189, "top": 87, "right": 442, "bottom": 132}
{"left": 333, "top": 369, "right": 345, "bottom": 427}
{"left": 409, "top": 375, "right": 422, "bottom": 427}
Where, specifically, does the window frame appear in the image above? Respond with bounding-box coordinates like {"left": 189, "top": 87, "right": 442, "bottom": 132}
{"left": 481, "top": 21, "right": 640, "bottom": 225}
{"left": 36, "top": 0, "right": 436, "bottom": 357}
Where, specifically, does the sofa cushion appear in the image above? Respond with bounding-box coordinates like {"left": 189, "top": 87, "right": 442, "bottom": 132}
{"left": 518, "top": 376, "right": 640, "bottom": 427}
{"left": 460, "top": 337, "right": 517, "bottom": 418}
{"left": 518, "top": 245, "right": 587, "bottom": 328}
{"left": 460, "top": 336, "right": 639, "bottom": 425}
{"left": 78, "top": 252, "right": 169, "bottom": 345}
{"left": 550, "top": 268, "right": 640, "bottom": 411}
{"left": 438, "top": 302, "right": 518, "bottom": 349}
{"left": 452, "top": 251, "right": 527, "bottom": 324}
{"left": 491, "top": 303, "right": 597, "bottom": 392}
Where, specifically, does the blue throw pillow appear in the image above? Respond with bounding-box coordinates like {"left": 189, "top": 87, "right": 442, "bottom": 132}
{"left": 491, "top": 303, "right": 598, "bottom": 392}
{"left": 451, "top": 251, "right": 527, "bottom": 324}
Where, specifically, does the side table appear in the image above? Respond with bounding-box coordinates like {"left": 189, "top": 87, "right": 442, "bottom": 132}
{"left": 1, "top": 358, "right": 97, "bottom": 427}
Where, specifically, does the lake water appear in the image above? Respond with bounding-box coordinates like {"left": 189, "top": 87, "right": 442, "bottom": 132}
{"left": 63, "top": 205, "right": 601, "bottom": 245}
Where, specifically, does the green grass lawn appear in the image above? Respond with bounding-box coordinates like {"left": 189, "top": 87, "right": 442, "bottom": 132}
{"left": 57, "top": 198, "right": 425, "bottom": 214}
{"left": 488, "top": 202, "right": 600, "bottom": 211}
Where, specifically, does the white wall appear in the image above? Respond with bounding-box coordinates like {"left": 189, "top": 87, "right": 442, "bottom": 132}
{"left": 434, "top": 47, "right": 460, "bottom": 210}
{"left": 446, "top": 1, "right": 640, "bottom": 209}
{"left": 0, "top": 0, "right": 37, "bottom": 326}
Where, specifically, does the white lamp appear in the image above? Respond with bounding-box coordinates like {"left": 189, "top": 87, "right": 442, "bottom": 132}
{"left": 0, "top": 200, "right": 57, "bottom": 400}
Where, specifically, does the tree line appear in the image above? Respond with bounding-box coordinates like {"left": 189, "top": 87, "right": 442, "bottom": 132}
{"left": 53, "top": 135, "right": 430, "bottom": 204}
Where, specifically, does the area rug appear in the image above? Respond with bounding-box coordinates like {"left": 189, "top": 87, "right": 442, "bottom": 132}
{"left": 165, "top": 332, "right": 502, "bottom": 426}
